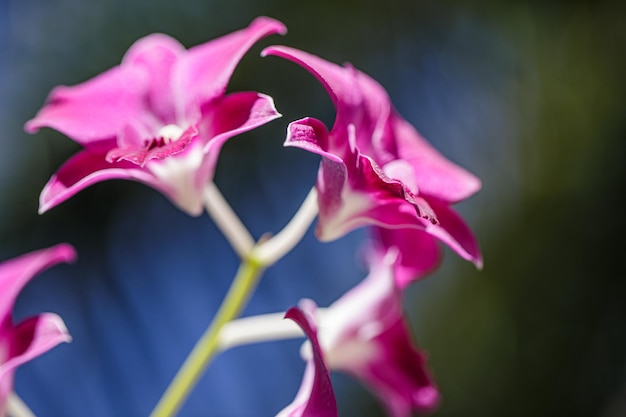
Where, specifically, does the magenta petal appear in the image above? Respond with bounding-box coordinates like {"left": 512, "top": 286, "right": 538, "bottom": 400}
{"left": 25, "top": 66, "right": 149, "bottom": 145}
{"left": 107, "top": 125, "right": 199, "bottom": 166}
{"left": 202, "top": 91, "right": 282, "bottom": 153}
{"left": 421, "top": 203, "right": 483, "bottom": 268}
{"left": 0, "top": 245, "right": 75, "bottom": 411}
{"left": 262, "top": 45, "right": 367, "bottom": 121}
{"left": 277, "top": 306, "right": 337, "bottom": 417}
{"left": 323, "top": 247, "right": 439, "bottom": 417}
{"left": 194, "top": 92, "right": 282, "bottom": 196}
{"left": 285, "top": 118, "right": 343, "bottom": 164}
{"left": 0, "top": 313, "right": 70, "bottom": 409}
{"left": 39, "top": 149, "right": 161, "bottom": 214}
{"left": 312, "top": 154, "right": 438, "bottom": 241}
{"left": 122, "top": 33, "right": 186, "bottom": 124}
{"left": 262, "top": 45, "right": 392, "bottom": 155}
{"left": 391, "top": 115, "right": 481, "bottom": 203}
{"left": 174, "top": 17, "right": 286, "bottom": 119}
{"left": 1, "top": 313, "right": 71, "bottom": 379}
{"left": 357, "top": 319, "right": 440, "bottom": 417}
{"left": 374, "top": 227, "right": 441, "bottom": 288}
{"left": 0, "top": 244, "right": 76, "bottom": 319}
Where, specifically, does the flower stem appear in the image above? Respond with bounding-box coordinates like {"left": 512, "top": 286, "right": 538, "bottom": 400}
{"left": 203, "top": 182, "right": 255, "bottom": 259}
{"left": 7, "top": 393, "right": 36, "bottom": 417}
{"left": 149, "top": 255, "right": 265, "bottom": 417}
{"left": 254, "top": 188, "right": 318, "bottom": 266}
{"left": 218, "top": 312, "right": 302, "bottom": 351}
{"left": 151, "top": 187, "right": 319, "bottom": 417}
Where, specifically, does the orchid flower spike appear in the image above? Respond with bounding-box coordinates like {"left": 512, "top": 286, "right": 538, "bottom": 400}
{"left": 262, "top": 46, "right": 482, "bottom": 269}
{"left": 0, "top": 244, "right": 75, "bottom": 415}
{"left": 27, "top": 17, "right": 286, "bottom": 215}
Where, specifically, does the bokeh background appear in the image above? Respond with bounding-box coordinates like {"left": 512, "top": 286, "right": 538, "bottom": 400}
{"left": 1, "top": 0, "right": 625, "bottom": 416}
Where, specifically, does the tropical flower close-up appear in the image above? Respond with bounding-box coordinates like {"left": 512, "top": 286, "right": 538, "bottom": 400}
{"left": 26, "top": 17, "right": 286, "bottom": 216}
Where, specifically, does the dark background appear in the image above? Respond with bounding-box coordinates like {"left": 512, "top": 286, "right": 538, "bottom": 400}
{"left": 1, "top": 0, "right": 625, "bottom": 416}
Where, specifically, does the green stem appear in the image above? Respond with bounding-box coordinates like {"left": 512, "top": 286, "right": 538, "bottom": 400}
{"left": 149, "top": 255, "right": 265, "bottom": 417}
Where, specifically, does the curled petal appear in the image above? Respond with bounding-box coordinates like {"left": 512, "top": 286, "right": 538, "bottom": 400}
{"left": 193, "top": 92, "right": 283, "bottom": 209}
{"left": 0, "top": 315, "right": 71, "bottom": 412}
{"left": 39, "top": 149, "right": 161, "bottom": 214}
{"left": 262, "top": 45, "right": 389, "bottom": 129}
{"left": 277, "top": 306, "right": 337, "bottom": 417}
{"left": 201, "top": 91, "right": 282, "bottom": 157}
{"left": 0, "top": 313, "right": 71, "bottom": 382}
{"left": 285, "top": 118, "right": 345, "bottom": 164}
{"left": 0, "top": 244, "right": 76, "bottom": 318}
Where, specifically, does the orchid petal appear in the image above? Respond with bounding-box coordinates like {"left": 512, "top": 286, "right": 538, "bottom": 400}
{"left": 200, "top": 92, "right": 282, "bottom": 177}
{"left": 262, "top": 46, "right": 385, "bottom": 126}
{"left": 286, "top": 118, "right": 438, "bottom": 241}
{"left": 107, "top": 125, "right": 199, "bottom": 166}
{"left": 174, "top": 17, "right": 286, "bottom": 120}
{"left": 373, "top": 227, "right": 441, "bottom": 288}
{"left": 391, "top": 115, "right": 481, "bottom": 203}
{"left": 25, "top": 66, "right": 149, "bottom": 145}
{"left": 122, "top": 33, "right": 186, "bottom": 124}
{"left": 0, "top": 314, "right": 71, "bottom": 382}
{"left": 277, "top": 306, "right": 337, "bottom": 417}
{"left": 262, "top": 45, "right": 391, "bottom": 157}
{"left": 203, "top": 92, "right": 282, "bottom": 144}
{"left": 0, "top": 244, "right": 76, "bottom": 318}
{"left": 320, "top": 247, "right": 439, "bottom": 417}
{"left": 0, "top": 245, "right": 74, "bottom": 413}
{"left": 39, "top": 149, "right": 161, "bottom": 214}
{"left": 420, "top": 203, "right": 483, "bottom": 268}
{"left": 285, "top": 118, "right": 344, "bottom": 164}
{"left": 355, "top": 319, "right": 439, "bottom": 417}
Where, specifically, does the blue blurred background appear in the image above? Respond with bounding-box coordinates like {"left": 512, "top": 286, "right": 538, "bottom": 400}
{"left": 1, "top": 0, "right": 625, "bottom": 416}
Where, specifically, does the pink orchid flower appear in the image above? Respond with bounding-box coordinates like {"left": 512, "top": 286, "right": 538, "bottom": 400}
{"left": 300, "top": 245, "right": 439, "bottom": 417}
{"left": 0, "top": 244, "right": 75, "bottom": 414}
{"left": 262, "top": 46, "right": 482, "bottom": 268}
{"left": 26, "top": 17, "right": 286, "bottom": 215}
{"left": 277, "top": 306, "right": 337, "bottom": 417}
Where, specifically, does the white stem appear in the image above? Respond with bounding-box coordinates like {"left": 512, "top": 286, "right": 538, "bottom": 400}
{"left": 253, "top": 188, "right": 318, "bottom": 266}
{"left": 218, "top": 312, "right": 306, "bottom": 352}
{"left": 203, "top": 182, "right": 255, "bottom": 259}
{"left": 7, "top": 393, "right": 36, "bottom": 417}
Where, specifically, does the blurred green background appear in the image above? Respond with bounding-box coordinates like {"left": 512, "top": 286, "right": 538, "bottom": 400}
{"left": 1, "top": 0, "right": 625, "bottom": 416}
